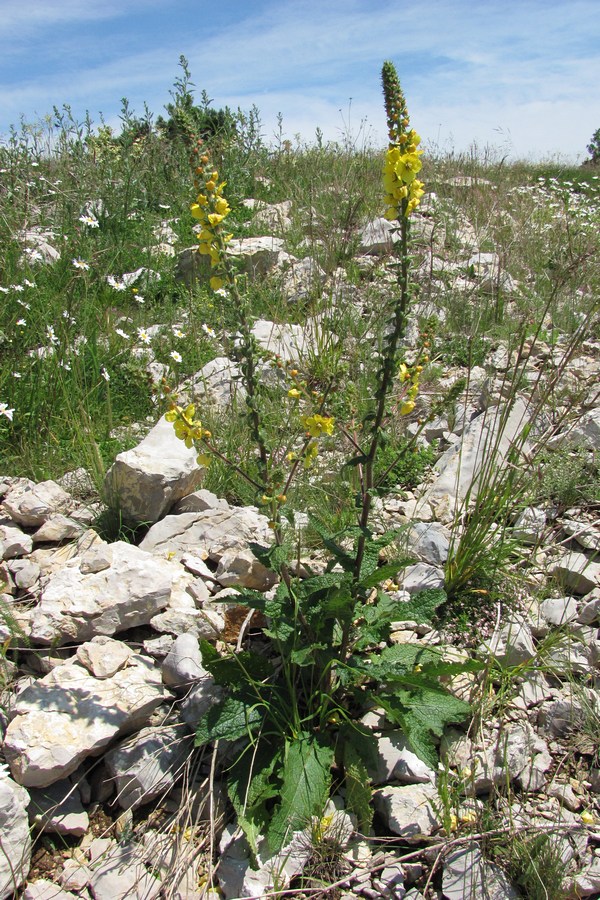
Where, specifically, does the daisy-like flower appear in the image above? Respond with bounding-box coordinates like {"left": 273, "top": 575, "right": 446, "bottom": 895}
{"left": 134, "top": 294, "right": 145, "bottom": 305}
{"left": 23, "top": 279, "right": 36, "bottom": 288}
{"left": 73, "top": 258, "right": 90, "bottom": 270}
{"left": 0, "top": 402, "right": 14, "bottom": 421}
{"left": 16, "top": 299, "right": 31, "bottom": 309}
{"left": 115, "top": 328, "right": 129, "bottom": 339}
{"left": 170, "top": 350, "right": 182, "bottom": 364}
{"left": 107, "top": 275, "right": 126, "bottom": 291}
{"left": 11, "top": 284, "right": 24, "bottom": 292}
{"left": 214, "top": 288, "right": 228, "bottom": 299}
{"left": 79, "top": 214, "right": 99, "bottom": 228}
{"left": 16, "top": 318, "right": 26, "bottom": 327}
{"left": 202, "top": 323, "right": 216, "bottom": 337}
{"left": 172, "top": 327, "right": 185, "bottom": 339}
{"left": 13, "top": 372, "right": 22, "bottom": 379}
{"left": 23, "top": 248, "right": 43, "bottom": 262}
{"left": 100, "top": 367, "right": 110, "bottom": 382}
{"left": 137, "top": 327, "right": 151, "bottom": 345}
{"left": 0, "top": 287, "right": 8, "bottom": 294}
{"left": 46, "top": 325, "right": 59, "bottom": 346}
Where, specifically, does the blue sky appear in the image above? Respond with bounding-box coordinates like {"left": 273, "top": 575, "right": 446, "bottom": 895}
{"left": 1, "top": 0, "right": 599, "bottom": 161}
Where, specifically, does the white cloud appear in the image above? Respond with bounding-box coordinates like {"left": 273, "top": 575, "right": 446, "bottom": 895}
{"left": 0, "top": 0, "right": 598, "bottom": 160}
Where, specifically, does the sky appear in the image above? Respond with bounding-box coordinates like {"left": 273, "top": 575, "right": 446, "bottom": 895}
{"left": 1, "top": 0, "right": 599, "bottom": 162}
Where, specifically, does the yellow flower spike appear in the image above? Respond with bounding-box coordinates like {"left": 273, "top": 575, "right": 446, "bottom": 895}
{"left": 205, "top": 180, "right": 216, "bottom": 192}
{"left": 398, "top": 363, "right": 411, "bottom": 382}
{"left": 208, "top": 213, "right": 224, "bottom": 227}
{"left": 399, "top": 400, "right": 416, "bottom": 416}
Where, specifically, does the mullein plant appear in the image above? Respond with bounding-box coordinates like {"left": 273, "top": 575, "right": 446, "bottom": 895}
{"left": 166, "top": 65, "right": 473, "bottom": 863}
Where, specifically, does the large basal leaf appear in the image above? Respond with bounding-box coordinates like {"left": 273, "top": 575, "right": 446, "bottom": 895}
{"left": 359, "top": 560, "right": 414, "bottom": 590}
{"left": 267, "top": 734, "right": 334, "bottom": 854}
{"left": 195, "top": 695, "right": 265, "bottom": 747}
{"left": 228, "top": 742, "right": 282, "bottom": 857}
{"left": 343, "top": 743, "right": 373, "bottom": 833}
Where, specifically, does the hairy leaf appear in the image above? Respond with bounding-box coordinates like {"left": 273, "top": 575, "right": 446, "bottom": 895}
{"left": 195, "top": 695, "right": 265, "bottom": 747}
{"left": 390, "top": 588, "right": 447, "bottom": 624}
{"left": 378, "top": 688, "right": 471, "bottom": 768}
{"left": 343, "top": 743, "right": 373, "bottom": 833}
{"left": 228, "top": 742, "right": 282, "bottom": 856}
{"left": 359, "top": 559, "right": 414, "bottom": 590}
{"left": 267, "top": 734, "right": 334, "bottom": 853}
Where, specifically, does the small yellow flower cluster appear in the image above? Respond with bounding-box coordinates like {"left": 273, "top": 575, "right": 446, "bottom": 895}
{"left": 398, "top": 361, "right": 423, "bottom": 416}
{"left": 381, "top": 60, "right": 425, "bottom": 219}
{"left": 190, "top": 141, "right": 232, "bottom": 292}
{"left": 165, "top": 403, "right": 211, "bottom": 464}
{"left": 383, "top": 139, "right": 425, "bottom": 219}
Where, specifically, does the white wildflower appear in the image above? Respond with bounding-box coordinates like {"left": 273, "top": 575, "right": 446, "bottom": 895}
{"left": 137, "top": 327, "right": 151, "bottom": 345}
{"left": 202, "top": 323, "right": 216, "bottom": 337}
{"left": 0, "top": 403, "right": 14, "bottom": 421}
{"left": 79, "top": 214, "right": 99, "bottom": 228}
{"left": 72, "top": 258, "right": 90, "bottom": 270}
{"left": 170, "top": 350, "right": 182, "bottom": 364}
{"left": 100, "top": 367, "right": 110, "bottom": 382}
{"left": 115, "top": 328, "right": 129, "bottom": 339}
{"left": 172, "top": 326, "right": 185, "bottom": 339}
{"left": 107, "top": 275, "right": 126, "bottom": 291}
{"left": 16, "top": 318, "right": 26, "bottom": 327}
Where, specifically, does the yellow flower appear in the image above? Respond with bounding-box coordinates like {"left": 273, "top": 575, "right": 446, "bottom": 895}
{"left": 288, "top": 388, "right": 301, "bottom": 399}
{"left": 399, "top": 400, "right": 415, "bottom": 416}
{"left": 167, "top": 403, "right": 203, "bottom": 448}
{"left": 302, "top": 414, "right": 335, "bottom": 437}
{"left": 398, "top": 363, "right": 411, "bottom": 382}
{"left": 208, "top": 213, "right": 224, "bottom": 227}
{"left": 210, "top": 276, "right": 225, "bottom": 291}
{"left": 196, "top": 453, "right": 211, "bottom": 466}
{"left": 214, "top": 198, "right": 230, "bottom": 216}
{"left": 205, "top": 179, "right": 216, "bottom": 192}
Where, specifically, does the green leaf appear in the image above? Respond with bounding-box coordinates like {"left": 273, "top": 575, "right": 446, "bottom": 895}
{"left": 199, "top": 642, "right": 273, "bottom": 687}
{"left": 342, "top": 454, "right": 369, "bottom": 469}
{"left": 343, "top": 743, "right": 373, "bottom": 833}
{"left": 290, "top": 644, "right": 327, "bottom": 666}
{"left": 249, "top": 541, "right": 289, "bottom": 573}
{"left": 359, "top": 559, "right": 414, "bottom": 590}
{"left": 267, "top": 734, "right": 334, "bottom": 853}
{"left": 228, "top": 742, "right": 282, "bottom": 857}
{"left": 195, "top": 696, "right": 265, "bottom": 747}
{"left": 390, "top": 588, "right": 447, "bottom": 624}
{"left": 309, "top": 518, "right": 355, "bottom": 573}
{"left": 378, "top": 687, "right": 471, "bottom": 769}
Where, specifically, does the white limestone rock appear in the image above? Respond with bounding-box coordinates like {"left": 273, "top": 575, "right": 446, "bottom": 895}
{"left": 0, "top": 777, "right": 31, "bottom": 898}
{"left": 226, "top": 236, "right": 295, "bottom": 276}
{"left": 76, "top": 636, "right": 132, "bottom": 679}
{"left": 161, "top": 633, "right": 206, "bottom": 689}
{"left": 549, "top": 551, "right": 600, "bottom": 595}
{"left": 443, "top": 844, "right": 520, "bottom": 900}
{"left": 3, "top": 480, "right": 72, "bottom": 527}
{"left": 372, "top": 783, "right": 440, "bottom": 840}
{"left": 28, "top": 778, "right": 89, "bottom": 836}
{"left": 421, "top": 398, "right": 531, "bottom": 516}
{"left": 0, "top": 523, "right": 33, "bottom": 559}
{"left": 104, "top": 415, "right": 204, "bottom": 525}
{"left": 29, "top": 541, "right": 176, "bottom": 645}
{"left": 104, "top": 724, "right": 193, "bottom": 810}
{"left": 89, "top": 841, "right": 161, "bottom": 900}
{"left": 4, "top": 654, "right": 167, "bottom": 787}
{"left": 358, "top": 217, "right": 400, "bottom": 255}
{"left": 140, "top": 505, "right": 271, "bottom": 565}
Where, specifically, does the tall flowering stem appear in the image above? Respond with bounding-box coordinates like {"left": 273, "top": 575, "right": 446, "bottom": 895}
{"left": 190, "top": 139, "right": 271, "bottom": 499}
{"left": 352, "top": 62, "right": 425, "bottom": 582}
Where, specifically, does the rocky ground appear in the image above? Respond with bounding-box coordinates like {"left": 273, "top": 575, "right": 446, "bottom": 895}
{"left": 1, "top": 193, "right": 600, "bottom": 899}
